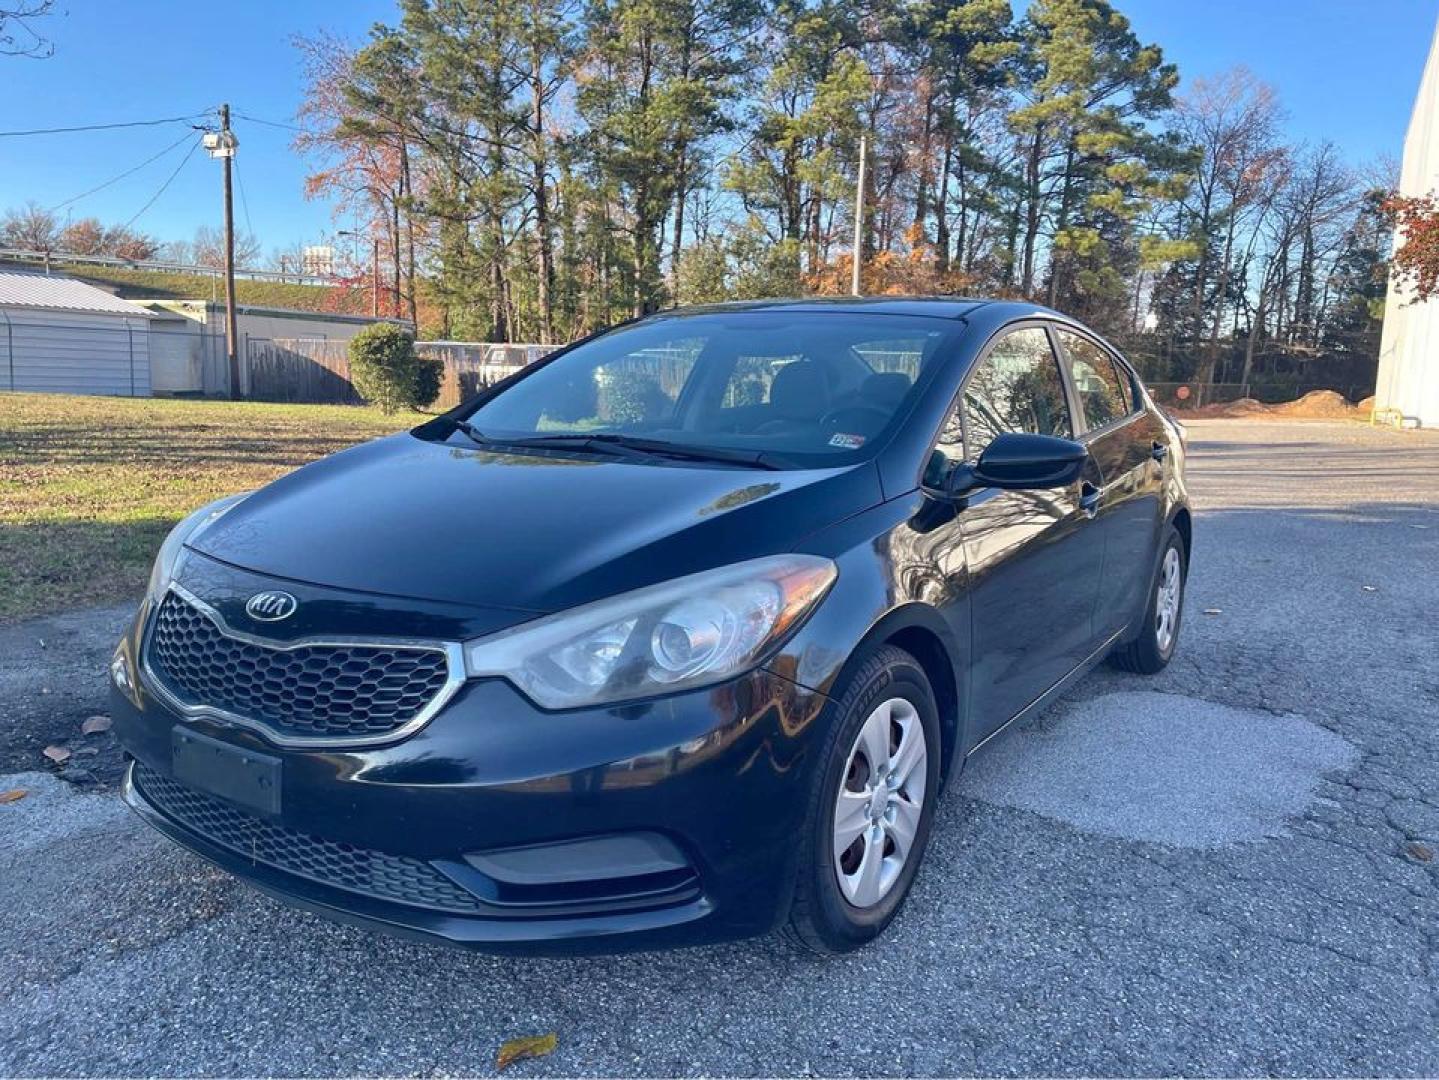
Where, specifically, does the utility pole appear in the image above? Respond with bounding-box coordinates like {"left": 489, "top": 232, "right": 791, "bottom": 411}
{"left": 851, "top": 133, "right": 868, "bottom": 298}
{"left": 206, "top": 104, "right": 242, "bottom": 400}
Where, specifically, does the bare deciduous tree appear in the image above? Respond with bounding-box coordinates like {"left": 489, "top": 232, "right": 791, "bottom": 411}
{"left": 1173, "top": 67, "right": 1287, "bottom": 384}
{"left": 0, "top": 0, "right": 56, "bottom": 58}
{"left": 191, "top": 224, "right": 262, "bottom": 270}
{"left": 0, "top": 201, "right": 59, "bottom": 250}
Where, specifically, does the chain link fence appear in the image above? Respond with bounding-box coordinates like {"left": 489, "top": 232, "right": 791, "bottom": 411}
{"left": 1148, "top": 380, "right": 1374, "bottom": 411}
{"left": 1145, "top": 382, "right": 1250, "bottom": 409}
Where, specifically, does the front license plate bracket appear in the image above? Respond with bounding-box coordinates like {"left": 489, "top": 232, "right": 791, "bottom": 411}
{"left": 171, "top": 727, "right": 282, "bottom": 818}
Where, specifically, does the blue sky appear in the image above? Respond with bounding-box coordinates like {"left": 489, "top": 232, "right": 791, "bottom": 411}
{"left": 0, "top": 0, "right": 1435, "bottom": 256}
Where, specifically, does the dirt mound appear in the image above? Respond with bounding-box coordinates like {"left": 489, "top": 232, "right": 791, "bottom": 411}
{"left": 1175, "top": 389, "right": 1365, "bottom": 421}
{"left": 1270, "top": 389, "right": 1357, "bottom": 419}
{"left": 1218, "top": 397, "right": 1273, "bottom": 417}
{"left": 1185, "top": 397, "right": 1272, "bottom": 418}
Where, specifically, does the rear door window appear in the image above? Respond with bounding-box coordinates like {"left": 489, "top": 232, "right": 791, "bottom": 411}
{"left": 1056, "top": 330, "right": 1133, "bottom": 430}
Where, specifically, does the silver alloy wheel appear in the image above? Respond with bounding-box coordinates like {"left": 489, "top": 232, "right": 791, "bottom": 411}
{"left": 1155, "top": 546, "right": 1182, "bottom": 654}
{"left": 832, "top": 696, "right": 927, "bottom": 909}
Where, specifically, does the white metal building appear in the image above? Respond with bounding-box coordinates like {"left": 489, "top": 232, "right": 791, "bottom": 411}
{"left": 1377, "top": 21, "right": 1439, "bottom": 428}
{"left": 0, "top": 269, "right": 154, "bottom": 396}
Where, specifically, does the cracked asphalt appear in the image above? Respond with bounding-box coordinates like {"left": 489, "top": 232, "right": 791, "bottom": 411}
{"left": 2, "top": 418, "right": 1438, "bottom": 1077}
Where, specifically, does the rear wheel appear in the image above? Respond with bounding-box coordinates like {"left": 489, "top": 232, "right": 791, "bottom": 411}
{"left": 784, "top": 645, "right": 941, "bottom": 955}
{"left": 1110, "top": 524, "right": 1186, "bottom": 674}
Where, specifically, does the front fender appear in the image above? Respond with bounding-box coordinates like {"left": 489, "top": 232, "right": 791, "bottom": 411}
{"left": 767, "top": 493, "right": 971, "bottom": 780}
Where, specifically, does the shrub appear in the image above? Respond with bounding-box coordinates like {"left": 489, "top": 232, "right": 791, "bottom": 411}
{"left": 596, "top": 366, "right": 664, "bottom": 424}
{"left": 349, "top": 324, "right": 420, "bottom": 414}
{"left": 730, "top": 373, "right": 767, "bottom": 407}
{"left": 413, "top": 356, "right": 443, "bottom": 409}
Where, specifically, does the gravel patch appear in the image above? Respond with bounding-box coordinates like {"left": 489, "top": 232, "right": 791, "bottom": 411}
{"left": 0, "top": 770, "right": 125, "bottom": 857}
{"left": 0, "top": 603, "right": 133, "bottom": 785}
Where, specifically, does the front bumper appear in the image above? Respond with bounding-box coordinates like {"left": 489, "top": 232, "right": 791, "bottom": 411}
{"left": 112, "top": 592, "right": 832, "bottom": 955}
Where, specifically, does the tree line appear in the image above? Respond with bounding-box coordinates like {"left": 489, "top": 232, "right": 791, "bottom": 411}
{"left": 2, "top": 0, "right": 1394, "bottom": 398}
{"left": 296, "top": 0, "right": 1392, "bottom": 394}
{"left": 0, "top": 203, "right": 161, "bottom": 262}
{"left": 0, "top": 203, "right": 266, "bottom": 270}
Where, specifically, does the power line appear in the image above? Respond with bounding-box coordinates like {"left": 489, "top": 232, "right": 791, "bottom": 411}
{"left": 49, "top": 130, "right": 195, "bottom": 213}
{"left": 122, "top": 138, "right": 202, "bottom": 230}
{"left": 233, "top": 155, "right": 255, "bottom": 237}
{"left": 0, "top": 112, "right": 213, "bottom": 138}
{"left": 234, "top": 112, "right": 304, "bottom": 134}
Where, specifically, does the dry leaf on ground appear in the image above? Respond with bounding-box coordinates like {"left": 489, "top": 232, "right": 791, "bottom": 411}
{"left": 0, "top": 789, "right": 28, "bottom": 804}
{"left": 496, "top": 1033, "right": 558, "bottom": 1072}
{"left": 81, "top": 715, "right": 112, "bottom": 735}
{"left": 42, "top": 745, "right": 71, "bottom": 765}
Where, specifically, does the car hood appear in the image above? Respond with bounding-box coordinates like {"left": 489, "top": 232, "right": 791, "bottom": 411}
{"left": 190, "top": 433, "right": 878, "bottom": 613}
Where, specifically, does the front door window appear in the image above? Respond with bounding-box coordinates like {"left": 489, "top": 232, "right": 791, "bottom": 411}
{"left": 963, "top": 327, "right": 1073, "bottom": 459}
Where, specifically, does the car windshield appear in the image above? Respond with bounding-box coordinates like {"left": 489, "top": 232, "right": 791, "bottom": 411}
{"left": 460, "top": 312, "right": 961, "bottom": 467}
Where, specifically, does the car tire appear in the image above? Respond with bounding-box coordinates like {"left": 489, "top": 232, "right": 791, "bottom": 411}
{"left": 1110, "top": 523, "right": 1187, "bottom": 674}
{"left": 783, "top": 644, "right": 942, "bottom": 955}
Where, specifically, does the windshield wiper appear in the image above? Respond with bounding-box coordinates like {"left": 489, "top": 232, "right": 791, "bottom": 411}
{"left": 450, "top": 419, "right": 491, "bottom": 446}
{"left": 503, "top": 432, "right": 785, "bottom": 470}
{"left": 449, "top": 424, "right": 666, "bottom": 464}
{"left": 449, "top": 423, "right": 787, "bottom": 470}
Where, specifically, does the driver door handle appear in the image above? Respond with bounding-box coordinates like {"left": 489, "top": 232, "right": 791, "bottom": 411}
{"left": 1079, "top": 482, "right": 1101, "bottom": 519}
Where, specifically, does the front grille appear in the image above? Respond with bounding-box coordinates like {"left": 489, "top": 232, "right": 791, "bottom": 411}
{"left": 146, "top": 591, "right": 452, "bottom": 742}
{"left": 132, "top": 765, "right": 483, "bottom": 913}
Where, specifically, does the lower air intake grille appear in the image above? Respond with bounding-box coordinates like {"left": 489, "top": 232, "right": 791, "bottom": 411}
{"left": 132, "top": 765, "right": 482, "bottom": 913}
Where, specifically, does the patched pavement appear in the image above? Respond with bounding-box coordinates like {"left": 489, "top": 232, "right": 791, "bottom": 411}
{"left": 2, "top": 419, "right": 1438, "bottom": 1077}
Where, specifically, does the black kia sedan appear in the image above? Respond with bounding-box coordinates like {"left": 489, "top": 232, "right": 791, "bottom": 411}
{"left": 111, "top": 298, "right": 1190, "bottom": 955}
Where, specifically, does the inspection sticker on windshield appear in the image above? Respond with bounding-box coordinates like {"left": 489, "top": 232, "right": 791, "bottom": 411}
{"left": 829, "top": 432, "right": 866, "bottom": 449}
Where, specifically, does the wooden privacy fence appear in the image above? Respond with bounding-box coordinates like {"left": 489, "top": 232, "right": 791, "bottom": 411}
{"left": 245, "top": 339, "right": 551, "bottom": 408}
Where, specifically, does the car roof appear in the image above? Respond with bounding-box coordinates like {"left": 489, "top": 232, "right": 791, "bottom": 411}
{"left": 656, "top": 296, "right": 1004, "bottom": 321}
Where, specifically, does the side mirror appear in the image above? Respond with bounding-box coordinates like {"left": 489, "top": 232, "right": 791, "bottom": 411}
{"left": 948, "top": 432, "right": 1088, "bottom": 495}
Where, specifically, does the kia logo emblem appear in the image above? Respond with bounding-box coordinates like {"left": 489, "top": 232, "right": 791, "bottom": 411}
{"left": 245, "top": 591, "right": 298, "bottom": 622}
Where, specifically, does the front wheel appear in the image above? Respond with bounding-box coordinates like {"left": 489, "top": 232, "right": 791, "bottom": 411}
{"left": 784, "top": 645, "right": 941, "bottom": 955}
{"left": 1110, "top": 524, "right": 1187, "bottom": 674}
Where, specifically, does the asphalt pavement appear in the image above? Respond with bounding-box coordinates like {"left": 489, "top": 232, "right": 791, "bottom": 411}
{"left": 2, "top": 418, "right": 1437, "bottom": 1077}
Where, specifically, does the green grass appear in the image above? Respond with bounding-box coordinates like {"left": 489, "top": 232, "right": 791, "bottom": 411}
{"left": 0, "top": 392, "right": 420, "bottom": 622}
{"left": 5, "top": 260, "right": 345, "bottom": 312}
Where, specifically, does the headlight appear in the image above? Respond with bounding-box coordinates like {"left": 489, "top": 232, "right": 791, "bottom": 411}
{"left": 146, "top": 493, "right": 249, "bottom": 602}
{"left": 465, "top": 554, "right": 837, "bottom": 709}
